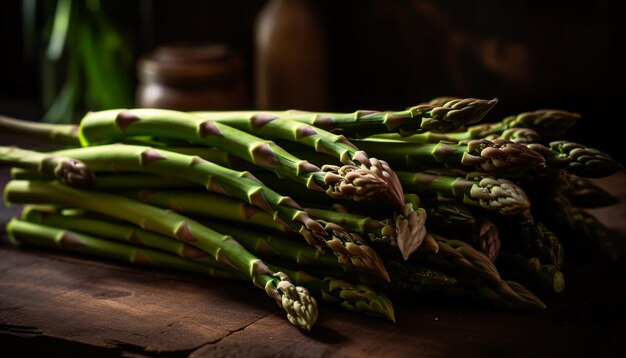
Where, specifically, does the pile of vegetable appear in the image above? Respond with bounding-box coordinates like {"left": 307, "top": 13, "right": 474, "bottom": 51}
{"left": 1, "top": 97, "right": 623, "bottom": 331}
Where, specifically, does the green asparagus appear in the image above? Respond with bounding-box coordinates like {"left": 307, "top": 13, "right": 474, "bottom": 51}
{"left": 47, "top": 144, "right": 390, "bottom": 276}
{"left": 398, "top": 170, "right": 531, "bottom": 215}
{"left": 496, "top": 252, "right": 565, "bottom": 294}
{"left": 352, "top": 138, "right": 546, "bottom": 177}
{"left": 1, "top": 146, "right": 95, "bottom": 187}
{"left": 5, "top": 180, "right": 318, "bottom": 330}
{"left": 20, "top": 208, "right": 394, "bottom": 321}
{"left": 7, "top": 219, "right": 242, "bottom": 279}
{"left": 0, "top": 114, "right": 81, "bottom": 146}
{"left": 194, "top": 97, "right": 498, "bottom": 138}
{"left": 78, "top": 109, "right": 401, "bottom": 205}
{"left": 528, "top": 141, "right": 623, "bottom": 178}
{"left": 442, "top": 109, "right": 580, "bottom": 142}
{"left": 420, "top": 235, "right": 546, "bottom": 310}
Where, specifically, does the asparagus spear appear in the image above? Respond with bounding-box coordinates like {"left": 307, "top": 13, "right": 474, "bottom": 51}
{"left": 422, "top": 236, "right": 501, "bottom": 284}
{"left": 267, "top": 265, "right": 395, "bottom": 322}
{"left": 499, "top": 109, "right": 580, "bottom": 140}
{"left": 117, "top": 189, "right": 389, "bottom": 278}
{"left": 528, "top": 141, "right": 623, "bottom": 178}
{"left": 21, "top": 207, "right": 245, "bottom": 270}
{"left": 498, "top": 216, "right": 565, "bottom": 269}
{"left": 386, "top": 261, "right": 459, "bottom": 292}
{"left": 425, "top": 201, "right": 476, "bottom": 232}
{"left": 1, "top": 146, "right": 95, "bottom": 187}
{"left": 440, "top": 109, "right": 581, "bottom": 142}
{"left": 0, "top": 114, "right": 81, "bottom": 146}
{"left": 194, "top": 97, "right": 498, "bottom": 138}
{"left": 118, "top": 189, "right": 293, "bottom": 234}
{"left": 397, "top": 170, "right": 531, "bottom": 216}
{"left": 190, "top": 112, "right": 406, "bottom": 205}
{"left": 496, "top": 252, "right": 565, "bottom": 294}
{"left": 21, "top": 208, "right": 395, "bottom": 321}
{"left": 78, "top": 109, "right": 400, "bottom": 206}
{"left": 367, "top": 127, "right": 541, "bottom": 145}
{"left": 420, "top": 235, "right": 545, "bottom": 310}
{"left": 47, "top": 144, "right": 390, "bottom": 277}
{"left": 485, "top": 128, "right": 542, "bottom": 144}
{"left": 7, "top": 219, "right": 242, "bottom": 279}
{"left": 11, "top": 169, "right": 200, "bottom": 190}
{"left": 22, "top": 206, "right": 337, "bottom": 268}
{"left": 470, "top": 218, "right": 501, "bottom": 263}
{"left": 351, "top": 138, "right": 546, "bottom": 177}
{"left": 303, "top": 201, "right": 428, "bottom": 260}
{"left": 4, "top": 180, "right": 318, "bottom": 330}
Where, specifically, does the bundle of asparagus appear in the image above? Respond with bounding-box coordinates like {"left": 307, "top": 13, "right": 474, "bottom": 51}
{"left": 1, "top": 97, "right": 622, "bottom": 331}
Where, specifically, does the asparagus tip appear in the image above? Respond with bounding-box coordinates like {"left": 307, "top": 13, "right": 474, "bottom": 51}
{"left": 395, "top": 203, "right": 427, "bottom": 260}
{"left": 271, "top": 273, "right": 318, "bottom": 330}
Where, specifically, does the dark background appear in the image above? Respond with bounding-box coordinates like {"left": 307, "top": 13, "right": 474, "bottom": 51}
{"left": 1, "top": 0, "right": 624, "bottom": 162}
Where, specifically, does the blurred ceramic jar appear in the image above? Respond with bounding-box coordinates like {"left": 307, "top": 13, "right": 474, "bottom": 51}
{"left": 136, "top": 44, "right": 248, "bottom": 111}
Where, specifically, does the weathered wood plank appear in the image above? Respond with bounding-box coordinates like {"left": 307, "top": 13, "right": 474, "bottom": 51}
{"left": 190, "top": 261, "right": 626, "bottom": 357}
{"left": 2, "top": 242, "right": 624, "bottom": 357}
{"left": 0, "top": 246, "right": 279, "bottom": 355}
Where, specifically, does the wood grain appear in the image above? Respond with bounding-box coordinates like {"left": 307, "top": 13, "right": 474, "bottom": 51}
{"left": 1, "top": 243, "right": 625, "bottom": 357}
{"left": 0, "top": 247, "right": 279, "bottom": 355}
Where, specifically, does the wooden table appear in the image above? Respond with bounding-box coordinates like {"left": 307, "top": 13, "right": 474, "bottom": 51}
{"left": 1, "top": 136, "right": 625, "bottom": 357}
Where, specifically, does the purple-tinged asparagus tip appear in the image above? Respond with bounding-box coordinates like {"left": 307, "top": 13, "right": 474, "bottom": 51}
{"left": 395, "top": 203, "right": 427, "bottom": 260}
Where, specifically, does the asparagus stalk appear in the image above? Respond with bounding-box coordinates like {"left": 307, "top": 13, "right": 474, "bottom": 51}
{"left": 267, "top": 265, "right": 395, "bottom": 322}
{"left": 422, "top": 236, "right": 502, "bottom": 284}
{"left": 7, "top": 219, "right": 242, "bottom": 279}
{"left": 367, "top": 127, "right": 541, "bottom": 145}
{"left": 191, "top": 112, "right": 405, "bottom": 205}
{"left": 470, "top": 218, "right": 501, "bottom": 263}
{"left": 528, "top": 141, "right": 623, "bottom": 178}
{"left": 420, "top": 235, "right": 545, "bottom": 310}
{"left": 498, "top": 216, "right": 565, "bottom": 269}
{"left": 227, "top": 168, "right": 429, "bottom": 259}
{"left": 0, "top": 114, "right": 81, "bottom": 146}
{"left": 440, "top": 109, "right": 581, "bottom": 142}
{"left": 1, "top": 146, "right": 95, "bottom": 187}
{"left": 48, "top": 144, "right": 390, "bottom": 277}
{"left": 194, "top": 97, "right": 498, "bottom": 138}
{"left": 303, "top": 201, "right": 428, "bottom": 260}
{"left": 499, "top": 109, "right": 581, "bottom": 140}
{"left": 351, "top": 138, "right": 546, "bottom": 177}
{"left": 386, "top": 261, "right": 459, "bottom": 292}
{"left": 425, "top": 201, "right": 476, "bottom": 232}
{"left": 397, "top": 170, "right": 531, "bottom": 216}
{"left": 485, "top": 128, "right": 542, "bottom": 144}
{"left": 194, "top": 219, "right": 539, "bottom": 310}
{"left": 12, "top": 169, "right": 201, "bottom": 190}
{"left": 118, "top": 189, "right": 293, "bottom": 234}
{"left": 459, "top": 279, "right": 546, "bottom": 311}
{"left": 22, "top": 207, "right": 338, "bottom": 270}
{"left": 423, "top": 202, "right": 499, "bottom": 261}
{"left": 21, "top": 208, "right": 394, "bottom": 321}
{"left": 496, "top": 252, "right": 565, "bottom": 294}
{"left": 117, "top": 189, "right": 389, "bottom": 278}
{"left": 4, "top": 180, "right": 318, "bottom": 330}
{"left": 78, "top": 109, "right": 400, "bottom": 206}
{"left": 21, "top": 207, "right": 243, "bottom": 271}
